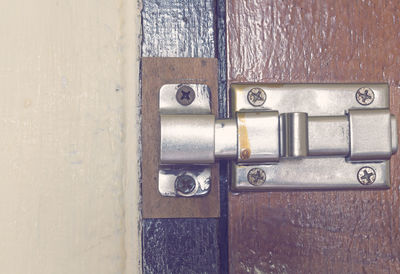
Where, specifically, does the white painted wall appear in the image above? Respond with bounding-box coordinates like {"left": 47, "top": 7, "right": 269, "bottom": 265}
{"left": 0, "top": 0, "right": 141, "bottom": 273}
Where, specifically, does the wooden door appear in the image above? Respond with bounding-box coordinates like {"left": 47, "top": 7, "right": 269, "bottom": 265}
{"left": 227, "top": 1, "right": 400, "bottom": 273}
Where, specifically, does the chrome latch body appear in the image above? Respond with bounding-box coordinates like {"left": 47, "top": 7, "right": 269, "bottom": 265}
{"left": 159, "top": 83, "right": 398, "bottom": 194}
{"left": 159, "top": 84, "right": 214, "bottom": 197}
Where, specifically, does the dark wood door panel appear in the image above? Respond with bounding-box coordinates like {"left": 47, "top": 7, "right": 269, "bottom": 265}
{"left": 227, "top": 1, "right": 400, "bottom": 273}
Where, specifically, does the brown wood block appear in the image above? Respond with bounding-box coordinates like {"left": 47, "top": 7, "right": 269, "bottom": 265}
{"left": 141, "top": 57, "right": 219, "bottom": 218}
{"left": 227, "top": 1, "right": 400, "bottom": 272}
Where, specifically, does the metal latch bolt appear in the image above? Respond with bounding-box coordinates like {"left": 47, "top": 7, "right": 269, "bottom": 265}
{"left": 159, "top": 83, "right": 398, "bottom": 196}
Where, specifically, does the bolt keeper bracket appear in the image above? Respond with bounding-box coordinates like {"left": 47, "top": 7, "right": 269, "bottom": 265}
{"left": 159, "top": 83, "right": 398, "bottom": 196}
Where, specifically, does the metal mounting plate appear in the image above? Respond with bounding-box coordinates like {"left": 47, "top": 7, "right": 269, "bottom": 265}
{"left": 142, "top": 57, "right": 219, "bottom": 218}
{"left": 231, "top": 159, "right": 389, "bottom": 191}
{"left": 231, "top": 83, "right": 391, "bottom": 190}
{"left": 231, "top": 83, "right": 389, "bottom": 115}
{"left": 159, "top": 83, "right": 213, "bottom": 197}
{"left": 160, "top": 84, "right": 211, "bottom": 114}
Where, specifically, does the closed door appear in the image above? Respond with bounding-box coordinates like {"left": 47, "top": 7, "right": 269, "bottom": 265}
{"left": 227, "top": 1, "right": 400, "bottom": 273}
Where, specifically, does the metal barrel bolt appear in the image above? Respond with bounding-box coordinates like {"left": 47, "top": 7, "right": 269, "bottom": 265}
{"left": 159, "top": 83, "right": 398, "bottom": 193}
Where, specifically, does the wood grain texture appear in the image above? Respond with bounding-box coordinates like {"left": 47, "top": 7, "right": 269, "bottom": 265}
{"left": 142, "top": 0, "right": 215, "bottom": 58}
{"left": 227, "top": 1, "right": 400, "bottom": 273}
{"left": 142, "top": 57, "right": 220, "bottom": 218}
{"left": 143, "top": 218, "right": 220, "bottom": 273}
{"left": 0, "top": 0, "right": 141, "bottom": 273}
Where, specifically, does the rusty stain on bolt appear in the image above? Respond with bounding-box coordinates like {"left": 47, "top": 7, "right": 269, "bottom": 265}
{"left": 240, "top": 148, "right": 251, "bottom": 159}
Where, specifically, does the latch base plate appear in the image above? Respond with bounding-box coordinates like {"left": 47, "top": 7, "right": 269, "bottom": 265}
{"left": 232, "top": 159, "right": 389, "bottom": 191}
{"left": 231, "top": 83, "right": 393, "bottom": 190}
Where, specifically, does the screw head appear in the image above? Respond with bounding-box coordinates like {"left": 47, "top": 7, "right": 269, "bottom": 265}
{"left": 247, "top": 168, "right": 266, "bottom": 186}
{"left": 356, "top": 87, "right": 375, "bottom": 105}
{"left": 176, "top": 85, "right": 195, "bottom": 106}
{"left": 175, "top": 174, "right": 197, "bottom": 196}
{"left": 247, "top": 88, "right": 266, "bottom": 107}
{"left": 357, "top": 166, "right": 376, "bottom": 185}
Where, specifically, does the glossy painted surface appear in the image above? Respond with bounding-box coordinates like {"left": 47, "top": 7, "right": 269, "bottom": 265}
{"left": 227, "top": 0, "right": 400, "bottom": 272}
{"left": 143, "top": 219, "right": 220, "bottom": 273}
{"left": 142, "top": 1, "right": 215, "bottom": 58}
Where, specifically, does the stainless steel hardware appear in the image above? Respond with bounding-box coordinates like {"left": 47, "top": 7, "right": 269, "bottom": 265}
{"left": 159, "top": 83, "right": 398, "bottom": 195}
{"left": 158, "top": 84, "right": 213, "bottom": 197}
